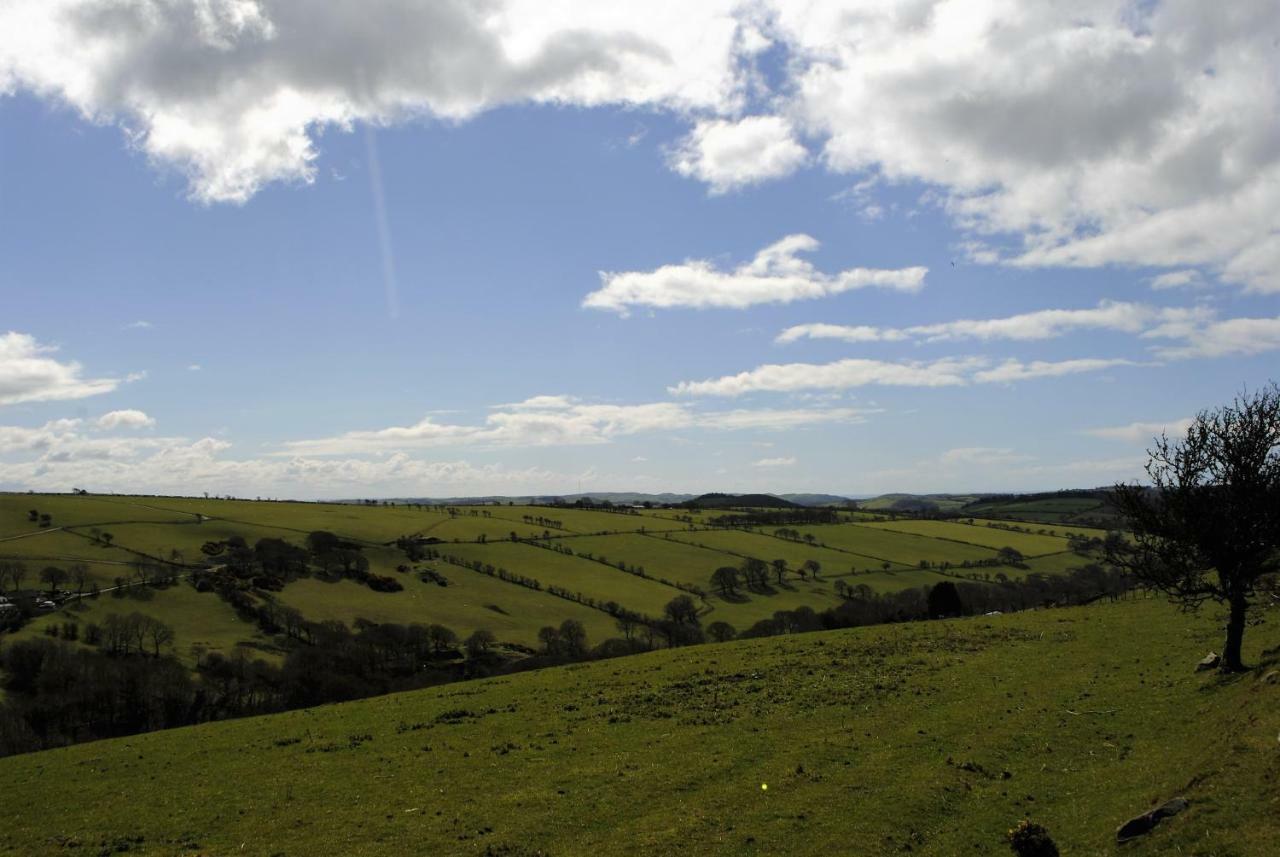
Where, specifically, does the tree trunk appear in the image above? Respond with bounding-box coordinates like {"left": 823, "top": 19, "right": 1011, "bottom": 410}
{"left": 1221, "top": 593, "right": 1248, "bottom": 672}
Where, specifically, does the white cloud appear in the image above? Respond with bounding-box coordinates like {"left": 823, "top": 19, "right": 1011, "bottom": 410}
{"left": 3, "top": 2, "right": 1277, "bottom": 291}
{"left": 1149, "top": 270, "right": 1204, "bottom": 290}
{"left": 668, "top": 115, "right": 807, "bottom": 193}
{"left": 0, "top": 332, "right": 120, "bottom": 406}
{"left": 777, "top": 301, "right": 1207, "bottom": 345}
{"left": 1147, "top": 315, "right": 1280, "bottom": 359}
{"left": 583, "top": 234, "right": 926, "bottom": 315}
{"left": 281, "top": 398, "right": 869, "bottom": 455}
{"left": 187, "top": 364, "right": 202, "bottom": 372}
{"left": 674, "top": 354, "right": 1134, "bottom": 396}
{"left": 971, "top": 358, "right": 1135, "bottom": 384}
{"left": 1084, "top": 418, "right": 1194, "bottom": 444}
{"left": 671, "top": 357, "right": 981, "bottom": 397}
{"left": 772, "top": 1, "right": 1280, "bottom": 292}
{"left": 123, "top": 320, "right": 153, "bottom": 330}
{"left": 752, "top": 456, "right": 796, "bottom": 468}
{"left": 3, "top": 440, "right": 575, "bottom": 499}
{"left": 0, "top": 0, "right": 751, "bottom": 203}
{"left": 95, "top": 409, "right": 156, "bottom": 430}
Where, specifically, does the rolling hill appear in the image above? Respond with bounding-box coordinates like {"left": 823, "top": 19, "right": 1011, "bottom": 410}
{"left": 0, "top": 598, "right": 1276, "bottom": 856}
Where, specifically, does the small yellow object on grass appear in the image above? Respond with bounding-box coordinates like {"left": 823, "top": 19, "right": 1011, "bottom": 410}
{"left": 761, "top": 783, "right": 768, "bottom": 791}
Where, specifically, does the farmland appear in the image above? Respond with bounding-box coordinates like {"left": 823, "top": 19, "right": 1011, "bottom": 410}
{"left": 0, "top": 493, "right": 1113, "bottom": 666}
{"left": 1, "top": 598, "right": 1276, "bottom": 856}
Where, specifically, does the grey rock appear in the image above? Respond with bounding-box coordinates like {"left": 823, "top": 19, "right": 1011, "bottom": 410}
{"left": 1116, "top": 797, "right": 1190, "bottom": 842}
{"left": 1195, "top": 652, "right": 1220, "bottom": 672}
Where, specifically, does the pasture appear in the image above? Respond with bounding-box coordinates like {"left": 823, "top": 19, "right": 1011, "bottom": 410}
{"left": 1, "top": 599, "right": 1275, "bottom": 856}
{"left": 1, "top": 494, "right": 1110, "bottom": 672}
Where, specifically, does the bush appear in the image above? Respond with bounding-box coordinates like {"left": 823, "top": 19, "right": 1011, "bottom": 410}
{"left": 1007, "top": 820, "right": 1059, "bottom": 857}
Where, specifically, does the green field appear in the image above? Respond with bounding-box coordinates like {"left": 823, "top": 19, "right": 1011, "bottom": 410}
{"left": 1, "top": 599, "right": 1274, "bottom": 856}
{"left": 786, "top": 523, "right": 999, "bottom": 566}
{"left": 1, "top": 494, "right": 1121, "bottom": 675}
{"left": 14, "top": 585, "right": 271, "bottom": 666}
{"left": 666, "top": 528, "right": 890, "bottom": 574}
{"left": 447, "top": 541, "right": 680, "bottom": 618}
{"left": 276, "top": 574, "right": 616, "bottom": 649}
{"left": 857, "top": 518, "right": 1069, "bottom": 556}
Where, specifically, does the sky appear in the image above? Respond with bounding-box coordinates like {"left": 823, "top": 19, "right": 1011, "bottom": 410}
{"left": 1, "top": 0, "right": 1278, "bottom": 500}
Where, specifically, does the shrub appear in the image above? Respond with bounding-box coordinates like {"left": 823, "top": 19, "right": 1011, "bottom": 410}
{"left": 1007, "top": 820, "right": 1059, "bottom": 857}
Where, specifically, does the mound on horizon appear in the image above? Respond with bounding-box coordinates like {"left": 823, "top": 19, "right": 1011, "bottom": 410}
{"left": 685, "top": 492, "right": 800, "bottom": 509}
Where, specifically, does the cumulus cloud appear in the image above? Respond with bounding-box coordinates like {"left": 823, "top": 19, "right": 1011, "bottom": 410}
{"left": 773, "top": 1, "right": 1280, "bottom": 292}
{"left": 777, "top": 301, "right": 1209, "bottom": 345}
{"left": 673, "top": 354, "right": 1133, "bottom": 396}
{"left": 282, "top": 397, "right": 868, "bottom": 455}
{"left": 4, "top": 2, "right": 1278, "bottom": 290}
{"left": 667, "top": 115, "right": 807, "bottom": 193}
{"left": 0, "top": 332, "right": 120, "bottom": 406}
{"left": 1084, "top": 418, "right": 1194, "bottom": 444}
{"left": 95, "top": 409, "right": 156, "bottom": 430}
{"left": 583, "top": 234, "right": 926, "bottom": 315}
{"left": 0, "top": 0, "right": 751, "bottom": 203}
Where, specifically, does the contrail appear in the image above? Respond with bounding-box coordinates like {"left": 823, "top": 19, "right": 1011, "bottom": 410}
{"left": 364, "top": 125, "right": 400, "bottom": 319}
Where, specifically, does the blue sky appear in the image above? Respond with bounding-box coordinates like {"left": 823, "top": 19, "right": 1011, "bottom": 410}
{"left": 1, "top": 1, "right": 1278, "bottom": 499}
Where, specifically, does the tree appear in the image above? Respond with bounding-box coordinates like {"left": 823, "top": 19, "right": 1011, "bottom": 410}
{"left": 558, "top": 619, "right": 588, "bottom": 658}
{"left": 664, "top": 595, "right": 699, "bottom": 626}
{"left": 70, "top": 564, "right": 89, "bottom": 598}
{"left": 771, "top": 558, "right": 788, "bottom": 585}
{"left": 997, "top": 546, "right": 1025, "bottom": 566}
{"left": 927, "top": 581, "right": 964, "bottom": 618}
{"left": 537, "top": 625, "right": 561, "bottom": 656}
{"left": 706, "top": 621, "right": 737, "bottom": 643}
{"left": 40, "top": 566, "right": 68, "bottom": 593}
{"left": 1110, "top": 384, "right": 1280, "bottom": 672}
{"left": 802, "top": 559, "right": 821, "bottom": 580}
{"left": 710, "top": 566, "right": 740, "bottom": 597}
{"left": 464, "top": 629, "right": 496, "bottom": 658}
{"left": 144, "top": 617, "right": 175, "bottom": 656}
{"left": 426, "top": 624, "right": 458, "bottom": 654}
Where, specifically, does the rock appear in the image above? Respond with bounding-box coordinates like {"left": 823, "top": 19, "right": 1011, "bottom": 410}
{"left": 1116, "top": 797, "right": 1190, "bottom": 843}
{"left": 1195, "top": 652, "right": 1220, "bottom": 672}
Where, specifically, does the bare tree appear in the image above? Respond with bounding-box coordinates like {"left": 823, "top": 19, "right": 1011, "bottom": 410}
{"left": 1110, "top": 384, "right": 1280, "bottom": 672}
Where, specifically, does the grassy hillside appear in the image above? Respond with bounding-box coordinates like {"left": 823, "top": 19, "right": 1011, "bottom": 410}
{"left": 1, "top": 599, "right": 1275, "bottom": 856}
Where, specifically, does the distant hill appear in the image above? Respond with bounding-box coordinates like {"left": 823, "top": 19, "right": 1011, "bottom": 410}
{"left": 349, "top": 492, "right": 698, "bottom": 506}
{"left": 776, "top": 493, "right": 857, "bottom": 507}
{"left": 860, "top": 493, "right": 983, "bottom": 513}
{"left": 683, "top": 492, "right": 800, "bottom": 509}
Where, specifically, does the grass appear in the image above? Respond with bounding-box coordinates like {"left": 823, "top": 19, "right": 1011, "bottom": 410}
{"left": 13, "top": 585, "right": 270, "bottom": 666}
{"left": 547, "top": 532, "right": 740, "bottom": 591}
{"left": 857, "top": 518, "right": 1069, "bottom": 556}
{"left": 276, "top": 573, "right": 617, "bottom": 649}
{"left": 2, "top": 598, "right": 1274, "bottom": 855}
{"left": 786, "top": 523, "right": 998, "bottom": 566}
{"left": 665, "top": 528, "right": 887, "bottom": 574}
{"left": 0, "top": 494, "right": 1124, "bottom": 682}
{"left": 446, "top": 541, "right": 679, "bottom": 618}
